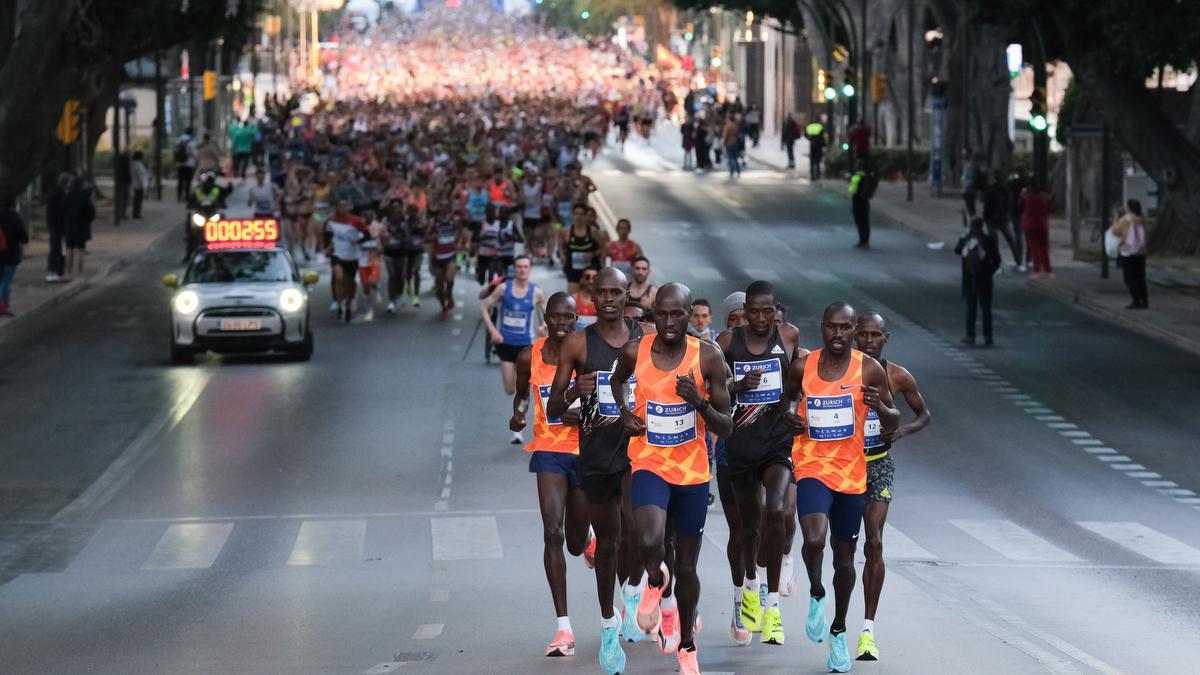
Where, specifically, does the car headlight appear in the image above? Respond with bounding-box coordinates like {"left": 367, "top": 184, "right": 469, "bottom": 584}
{"left": 279, "top": 288, "right": 305, "bottom": 313}
{"left": 191, "top": 213, "right": 206, "bottom": 227}
{"left": 173, "top": 290, "right": 200, "bottom": 314}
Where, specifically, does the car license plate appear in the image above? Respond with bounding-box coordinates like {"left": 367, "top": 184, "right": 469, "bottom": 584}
{"left": 220, "top": 318, "right": 262, "bottom": 331}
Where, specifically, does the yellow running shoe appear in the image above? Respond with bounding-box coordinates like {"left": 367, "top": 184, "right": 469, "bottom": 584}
{"left": 857, "top": 630, "right": 879, "bottom": 661}
{"left": 739, "top": 587, "right": 763, "bottom": 633}
{"left": 761, "top": 607, "right": 785, "bottom": 645}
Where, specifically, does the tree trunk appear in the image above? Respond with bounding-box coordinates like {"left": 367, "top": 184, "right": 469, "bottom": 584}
{"left": 965, "top": 24, "right": 1012, "bottom": 174}
{"left": 1060, "top": 25, "right": 1200, "bottom": 253}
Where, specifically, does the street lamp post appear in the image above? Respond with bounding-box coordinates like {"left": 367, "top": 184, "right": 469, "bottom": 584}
{"left": 289, "top": 0, "right": 345, "bottom": 88}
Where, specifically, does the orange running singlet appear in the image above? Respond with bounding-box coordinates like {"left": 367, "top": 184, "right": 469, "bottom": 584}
{"left": 628, "top": 336, "right": 711, "bottom": 486}
{"left": 526, "top": 337, "right": 580, "bottom": 454}
{"left": 791, "top": 348, "right": 868, "bottom": 494}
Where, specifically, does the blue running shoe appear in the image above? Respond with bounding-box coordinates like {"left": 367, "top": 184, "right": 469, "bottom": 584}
{"left": 600, "top": 625, "right": 626, "bottom": 675}
{"left": 621, "top": 590, "right": 645, "bottom": 643}
{"left": 806, "top": 595, "right": 829, "bottom": 643}
{"left": 827, "top": 630, "right": 852, "bottom": 672}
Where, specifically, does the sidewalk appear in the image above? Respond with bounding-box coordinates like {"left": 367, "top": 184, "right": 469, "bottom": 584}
{"left": 742, "top": 132, "right": 1200, "bottom": 358}
{"left": 1, "top": 181, "right": 189, "bottom": 335}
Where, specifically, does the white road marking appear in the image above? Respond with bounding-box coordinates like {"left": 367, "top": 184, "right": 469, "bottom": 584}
{"left": 1126, "top": 472, "right": 1161, "bottom": 479}
{"left": 1109, "top": 464, "right": 1145, "bottom": 471}
{"left": 1161, "top": 488, "right": 1197, "bottom": 497}
{"left": 431, "top": 516, "right": 503, "bottom": 561}
{"left": 1047, "top": 422, "right": 1078, "bottom": 429}
{"left": 1072, "top": 439, "right": 1104, "bottom": 446}
{"left": 1059, "top": 430, "right": 1092, "bottom": 438}
{"left": 287, "top": 520, "right": 367, "bottom": 566}
{"left": 1140, "top": 479, "right": 1174, "bottom": 486}
{"left": 142, "top": 522, "right": 234, "bottom": 570}
{"left": 1026, "top": 407, "right": 1054, "bottom": 414}
{"left": 412, "top": 623, "right": 444, "bottom": 640}
{"left": 364, "top": 663, "right": 406, "bottom": 674}
{"left": 883, "top": 524, "right": 938, "bottom": 560}
{"left": 1097, "top": 455, "right": 1132, "bottom": 462}
{"left": 1078, "top": 521, "right": 1200, "bottom": 565}
{"left": 950, "top": 519, "right": 1081, "bottom": 562}
{"left": 1036, "top": 415, "right": 1066, "bottom": 422}
{"left": 1003, "top": 393, "right": 1031, "bottom": 400}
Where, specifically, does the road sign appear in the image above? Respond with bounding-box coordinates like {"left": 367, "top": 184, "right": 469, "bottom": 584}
{"left": 56, "top": 99, "right": 81, "bottom": 145}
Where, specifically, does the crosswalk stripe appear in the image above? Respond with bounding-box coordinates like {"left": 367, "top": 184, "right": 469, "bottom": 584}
{"left": 950, "top": 519, "right": 1081, "bottom": 562}
{"left": 412, "top": 623, "right": 444, "bottom": 640}
{"left": 883, "top": 524, "right": 938, "bottom": 560}
{"left": 431, "top": 516, "right": 503, "bottom": 561}
{"left": 142, "top": 522, "right": 234, "bottom": 570}
{"left": 1078, "top": 521, "right": 1200, "bottom": 565}
{"left": 287, "top": 520, "right": 367, "bottom": 566}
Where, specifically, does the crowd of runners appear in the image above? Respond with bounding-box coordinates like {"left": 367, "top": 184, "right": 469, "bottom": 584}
{"left": 248, "top": 7, "right": 934, "bottom": 674}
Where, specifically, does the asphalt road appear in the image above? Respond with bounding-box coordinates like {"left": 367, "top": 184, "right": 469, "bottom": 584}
{"left": 1, "top": 141, "right": 1199, "bottom": 674}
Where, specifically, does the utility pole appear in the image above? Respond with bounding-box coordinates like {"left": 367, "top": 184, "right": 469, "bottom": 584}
{"left": 906, "top": 0, "right": 914, "bottom": 202}
{"left": 1100, "top": 123, "right": 1111, "bottom": 279}
{"left": 113, "top": 70, "right": 122, "bottom": 226}
{"left": 1031, "top": 20, "right": 1049, "bottom": 189}
{"left": 154, "top": 51, "right": 165, "bottom": 200}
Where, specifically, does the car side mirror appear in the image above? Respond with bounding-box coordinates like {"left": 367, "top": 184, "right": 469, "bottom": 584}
{"left": 162, "top": 274, "right": 179, "bottom": 288}
{"left": 302, "top": 271, "right": 319, "bottom": 286}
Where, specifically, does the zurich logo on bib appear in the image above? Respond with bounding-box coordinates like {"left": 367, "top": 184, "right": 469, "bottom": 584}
{"left": 646, "top": 400, "right": 697, "bottom": 447}
{"left": 806, "top": 394, "right": 854, "bottom": 441}
{"left": 734, "top": 359, "right": 782, "bottom": 405}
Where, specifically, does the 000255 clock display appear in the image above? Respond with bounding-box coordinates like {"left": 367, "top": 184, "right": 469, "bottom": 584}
{"left": 203, "top": 219, "right": 280, "bottom": 249}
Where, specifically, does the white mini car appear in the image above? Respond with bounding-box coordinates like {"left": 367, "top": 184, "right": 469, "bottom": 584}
{"left": 164, "top": 226, "right": 318, "bottom": 364}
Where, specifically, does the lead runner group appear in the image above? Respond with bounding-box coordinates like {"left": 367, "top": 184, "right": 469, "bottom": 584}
{"left": 500, "top": 258, "right": 931, "bottom": 674}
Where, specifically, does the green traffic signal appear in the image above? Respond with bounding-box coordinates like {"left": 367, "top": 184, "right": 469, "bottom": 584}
{"left": 842, "top": 83, "right": 856, "bottom": 98}
{"left": 1030, "top": 115, "right": 1048, "bottom": 132}
{"left": 684, "top": 32, "right": 694, "bottom": 41}
{"left": 580, "top": 10, "right": 590, "bottom": 19}
{"left": 823, "top": 86, "right": 837, "bottom": 101}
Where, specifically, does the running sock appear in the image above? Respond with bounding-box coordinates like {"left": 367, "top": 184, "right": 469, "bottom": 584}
{"left": 660, "top": 595, "right": 677, "bottom": 611}
{"left": 557, "top": 616, "right": 573, "bottom": 633}
{"left": 756, "top": 565, "right": 768, "bottom": 585}
{"left": 734, "top": 585, "right": 744, "bottom": 602}
{"left": 766, "top": 592, "right": 780, "bottom": 609}
{"left": 862, "top": 619, "right": 874, "bottom": 634}
{"left": 601, "top": 611, "right": 621, "bottom": 629}
{"left": 743, "top": 575, "right": 757, "bottom": 592}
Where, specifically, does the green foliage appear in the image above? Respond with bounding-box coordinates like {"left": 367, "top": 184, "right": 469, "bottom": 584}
{"left": 667, "top": 1, "right": 804, "bottom": 31}
{"left": 535, "top": 0, "right": 645, "bottom": 37}
{"left": 1055, "top": 77, "right": 1082, "bottom": 146}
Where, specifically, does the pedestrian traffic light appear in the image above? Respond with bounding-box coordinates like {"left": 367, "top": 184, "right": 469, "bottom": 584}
{"left": 203, "top": 70, "right": 217, "bottom": 101}
{"left": 1030, "top": 86, "right": 1047, "bottom": 132}
{"left": 55, "top": 99, "right": 81, "bottom": 145}
{"left": 684, "top": 23, "right": 694, "bottom": 41}
{"left": 580, "top": 10, "right": 590, "bottom": 20}
{"left": 710, "top": 46, "right": 722, "bottom": 69}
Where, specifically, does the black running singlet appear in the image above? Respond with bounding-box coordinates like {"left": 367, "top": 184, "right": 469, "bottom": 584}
{"left": 864, "top": 358, "right": 892, "bottom": 459}
{"left": 724, "top": 325, "right": 793, "bottom": 471}
{"left": 578, "top": 319, "right": 644, "bottom": 476}
{"left": 565, "top": 228, "right": 599, "bottom": 274}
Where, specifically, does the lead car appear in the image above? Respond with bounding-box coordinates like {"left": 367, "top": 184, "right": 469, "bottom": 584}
{"left": 163, "top": 218, "right": 318, "bottom": 365}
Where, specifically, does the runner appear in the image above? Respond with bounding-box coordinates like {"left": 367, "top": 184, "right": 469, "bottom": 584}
{"left": 382, "top": 202, "right": 408, "bottom": 314}
{"left": 247, "top": 168, "right": 277, "bottom": 219}
{"left": 852, "top": 312, "right": 932, "bottom": 661}
{"left": 546, "top": 267, "right": 650, "bottom": 675}
{"left": 773, "top": 299, "right": 805, "bottom": 598}
{"left": 427, "top": 203, "right": 459, "bottom": 321}
{"left": 462, "top": 174, "right": 489, "bottom": 271}
{"left": 520, "top": 171, "right": 546, "bottom": 260}
{"left": 716, "top": 281, "right": 801, "bottom": 646}
{"left": 402, "top": 203, "right": 426, "bottom": 309}
{"left": 604, "top": 218, "right": 643, "bottom": 276}
{"left": 509, "top": 291, "right": 597, "bottom": 658}
{"left": 783, "top": 301, "right": 900, "bottom": 672}
{"left": 481, "top": 255, "right": 546, "bottom": 443}
{"left": 356, "top": 208, "right": 385, "bottom": 321}
{"left": 574, "top": 268, "right": 598, "bottom": 330}
{"left": 324, "top": 199, "right": 367, "bottom": 323}
{"left": 610, "top": 282, "right": 733, "bottom": 673}
{"left": 562, "top": 204, "right": 600, "bottom": 294}
{"left": 628, "top": 257, "right": 657, "bottom": 311}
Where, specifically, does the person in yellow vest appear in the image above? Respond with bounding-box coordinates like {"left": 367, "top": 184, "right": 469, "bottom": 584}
{"left": 783, "top": 301, "right": 899, "bottom": 673}
{"left": 610, "top": 282, "right": 733, "bottom": 675}
{"left": 805, "top": 119, "right": 827, "bottom": 180}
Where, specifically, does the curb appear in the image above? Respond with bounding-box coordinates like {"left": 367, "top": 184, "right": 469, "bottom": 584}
{"left": 0, "top": 220, "right": 179, "bottom": 342}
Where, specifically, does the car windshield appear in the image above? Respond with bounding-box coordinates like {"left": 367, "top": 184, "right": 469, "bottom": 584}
{"left": 184, "top": 250, "right": 296, "bottom": 284}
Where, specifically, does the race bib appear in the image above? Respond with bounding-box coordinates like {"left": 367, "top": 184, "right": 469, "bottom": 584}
{"left": 501, "top": 309, "right": 528, "bottom": 331}
{"left": 437, "top": 232, "right": 456, "bottom": 245}
{"left": 570, "top": 251, "right": 591, "bottom": 270}
{"left": 539, "top": 382, "right": 578, "bottom": 426}
{"left": 646, "top": 400, "right": 697, "bottom": 447}
{"left": 734, "top": 358, "right": 783, "bottom": 405}
{"left": 596, "top": 371, "right": 636, "bottom": 417}
{"left": 806, "top": 394, "right": 854, "bottom": 441}
{"left": 864, "top": 409, "right": 884, "bottom": 449}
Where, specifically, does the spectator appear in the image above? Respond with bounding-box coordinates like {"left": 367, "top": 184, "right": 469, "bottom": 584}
{"left": 0, "top": 198, "right": 30, "bottom": 317}
{"left": 781, "top": 113, "right": 801, "bottom": 170}
{"left": 1007, "top": 169, "right": 1030, "bottom": 268}
{"left": 849, "top": 159, "right": 879, "bottom": 249}
{"left": 961, "top": 149, "right": 979, "bottom": 217}
{"left": 175, "top": 127, "right": 197, "bottom": 201}
{"left": 680, "top": 118, "right": 695, "bottom": 170}
{"left": 115, "top": 152, "right": 131, "bottom": 221}
{"left": 955, "top": 217, "right": 1001, "bottom": 346}
{"left": 230, "top": 120, "right": 256, "bottom": 179}
{"left": 722, "top": 113, "right": 742, "bottom": 177}
{"left": 131, "top": 151, "right": 150, "bottom": 220}
{"left": 688, "top": 298, "right": 718, "bottom": 341}
{"left": 1020, "top": 180, "right": 1053, "bottom": 278}
{"left": 46, "top": 172, "right": 71, "bottom": 282}
{"left": 195, "top": 132, "right": 222, "bottom": 176}
{"left": 982, "top": 169, "right": 1020, "bottom": 267}
{"left": 63, "top": 177, "right": 95, "bottom": 280}
{"left": 1110, "top": 198, "right": 1149, "bottom": 309}
{"left": 848, "top": 121, "right": 872, "bottom": 171}
{"left": 744, "top": 102, "right": 762, "bottom": 147}
{"left": 805, "top": 117, "right": 827, "bottom": 180}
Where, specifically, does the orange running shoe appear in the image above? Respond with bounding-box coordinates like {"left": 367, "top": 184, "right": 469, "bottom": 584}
{"left": 583, "top": 530, "right": 597, "bottom": 570}
{"left": 636, "top": 563, "right": 670, "bottom": 633}
{"left": 545, "top": 630, "right": 575, "bottom": 657}
{"left": 677, "top": 642, "right": 701, "bottom": 675}
{"left": 658, "top": 606, "right": 680, "bottom": 654}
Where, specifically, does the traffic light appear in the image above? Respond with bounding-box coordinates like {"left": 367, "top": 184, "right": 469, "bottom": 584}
{"left": 710, "top": 46, "right": 722, "bottom": 69}
{"left": 843, "top": 66, "right": 856, "bottom": 97}
{"left": 683, "top": 23, "right": 694, "bottom": 41}
{"left": 1030, "top": 86, "right": 1047, "bottom": 132}
{"left": 55, "top": 99, "right": 81, "bottom": 145}
{"left": 203, "top": 70, "right": 217, "bottom": 101}
{"left": 580, "top": 10, "right": 590, "bottom": 20}
{"left": 817, "top": 69, "right": 837, "bottom": 101}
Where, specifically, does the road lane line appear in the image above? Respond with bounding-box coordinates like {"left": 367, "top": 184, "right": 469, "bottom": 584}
{"left": 287, "top": 520, "right": 367, "bottom": 566}
{"left": 1098, "top": 455, "right": 1132, "bottom": 462}
{"left": 363, "top": 664, "right": 406, "bottom": 674}
{"left": 431, "top": 516, "right": 503, "bottom": 561}
{"left": 1072, "top": 439, "right": 1104, "bottom": 446}
{"left": 883, "top": 524, "right": 938, "bottom": 560}
{"left": 1109, "top": 464, "right": 1145, "bottom": 471}
{"left": 142, "top": 522, "right": 234, "bottom": 570}
{"left": 1078, "top": 521, "right": 1200, "bottom": 565}
{"left": 53, "top": 372, "right": 211, "bottom": 523}
{"left": 412, "top": 623, "right": 444, "bottom": 640}
{"left": 950, "top": 519, "right": 1080, "bottom": 562}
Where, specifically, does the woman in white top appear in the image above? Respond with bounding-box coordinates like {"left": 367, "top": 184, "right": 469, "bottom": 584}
{"left": 1110, "top": 199, "right": 1149, "bottom": 309}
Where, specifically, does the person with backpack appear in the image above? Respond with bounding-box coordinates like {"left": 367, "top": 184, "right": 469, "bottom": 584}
{"left": 0, "top": 198, "right": 30, "bottom": 317}
{"left": 175, "top": 128, "right": 197, "bottom": 202}
{"left": 955, "top": 217, "right": 1002, "bottom": 345}
{"left": 849, "top": 159, "right": 879, "bottom": 248}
